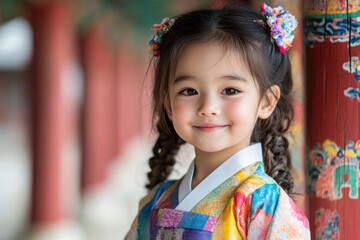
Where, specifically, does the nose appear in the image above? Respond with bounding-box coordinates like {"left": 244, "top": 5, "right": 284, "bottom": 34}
{"left": 197, "top": 94, "right": 221, "bottom": 116}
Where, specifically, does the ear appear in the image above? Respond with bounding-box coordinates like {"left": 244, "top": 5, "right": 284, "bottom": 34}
{"left": 258, "top": 85, "right": 281, "bottom": 119}
{"left": 164, "top": 95, "right": 173, "bottom": 121}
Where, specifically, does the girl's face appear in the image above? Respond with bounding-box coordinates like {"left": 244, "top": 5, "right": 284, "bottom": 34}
{"left": 166, "top": 42, "right": 276, "bottom": 155}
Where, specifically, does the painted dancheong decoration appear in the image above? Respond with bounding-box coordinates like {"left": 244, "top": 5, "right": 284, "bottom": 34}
{"left": 305, "top": 0, "right": 360, "bottom": 239}
{"left": 306, "top": 1, "right": 360, "bottom": 103}
{"left": 315, "top": 208, "right": 340, "bottom": 240}
{"left": 305, "top": 0, "right": 360, "bottom": 47}
{"left": 305, "top": 17, "right": 360, "bottom": 47}
{"left": 307, "top": 140, "right": 360, "bottom": 200}
{"left": 344, "top": 88, "right": 360, "bottom": 101}
{"left": 342, "top": 57, "right": 360, "bottom": 81}
{"left": 342, "top": 57, "right": 360, "bottom": 102}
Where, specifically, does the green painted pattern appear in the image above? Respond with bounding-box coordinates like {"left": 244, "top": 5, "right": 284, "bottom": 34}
{"left": 334, "top": 165, "right": 358, "bottom": 199}
{"left": 305, "top": 11, "right": 360, "bottom": 19}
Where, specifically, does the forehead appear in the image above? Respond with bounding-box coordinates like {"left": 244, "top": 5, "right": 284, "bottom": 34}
{"left": 173, "top": 42, "right": 255, "bottom": 84}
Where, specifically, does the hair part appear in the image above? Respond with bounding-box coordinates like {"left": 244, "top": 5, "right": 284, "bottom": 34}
{"left": 146, "top": 4, "right": 295, "bottom": 196}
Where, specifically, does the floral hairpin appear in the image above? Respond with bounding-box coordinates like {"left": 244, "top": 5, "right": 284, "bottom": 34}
{"left": 259, "top": 3, "right": 298, "bottom": 53}
{"left": 148, "top": 17, "right": 175, "bottom": 57}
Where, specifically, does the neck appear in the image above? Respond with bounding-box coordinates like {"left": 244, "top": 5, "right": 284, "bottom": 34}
{"left": 191, "top": 141, "right": 251, "bottom": 189}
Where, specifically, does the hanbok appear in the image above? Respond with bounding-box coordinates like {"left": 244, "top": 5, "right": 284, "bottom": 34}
{"left": 125, "top": 143, "right": 310, "bottom": 239}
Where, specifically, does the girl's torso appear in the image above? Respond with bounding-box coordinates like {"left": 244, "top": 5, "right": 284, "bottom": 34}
{"left": 126, "top": 143, "right": 310, "bottom": 239}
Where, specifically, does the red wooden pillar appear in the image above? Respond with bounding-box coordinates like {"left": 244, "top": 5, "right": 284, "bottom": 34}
{"left": 29, "top": 1, "right": 74, "bottom": 225}
{"left": 80, "top": 22, "right": 117, "bottom": 192}
{"left": 115, "top": 45, "right": 144, "bottom": 156}
{"left": 305, "top": 1, "right": 360, "bottom": 239}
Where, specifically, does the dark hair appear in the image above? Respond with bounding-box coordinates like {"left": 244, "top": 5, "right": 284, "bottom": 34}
{"left": 146, "top": 4, "right": 295, "bottom": 195}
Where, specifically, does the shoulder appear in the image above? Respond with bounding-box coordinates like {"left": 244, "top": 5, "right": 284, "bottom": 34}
{"left": 232, "top": 163, "right": 281, "bottom": 217}
{"left": 250, "top": 168, "right": 281, "bottom": 202}
{"left": 262, "top": 187, "right": 311, "bottom": 239}
{"left": 236, "top": 164, "right": 284, "bottom": 217}
{"left": 246, "top": 183, "right": 310, "bottom": 239}
{"left": 134, "top": 180, "right": 179, "bottom": 238}
{"left": 235, "top": 162, "right": 280, "bottom": 201}
{"left": 234, "top": 163, "right": 310, "bottom": 238}
{"left": 126, "top": 180, "right": 180, "bottom": 240}
{"left": 139, "top": 180, "right": 178, "bottom": 211}
{"left": 248, "top": 181, "right": 281, "bottom": 220}
{"left": 251, "top": 170, "right": 310, "bottom": 238}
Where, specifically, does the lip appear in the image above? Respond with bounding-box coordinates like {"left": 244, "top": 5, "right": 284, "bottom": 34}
{"left": 194, "top": 124, "right": 228, "bottom": 132}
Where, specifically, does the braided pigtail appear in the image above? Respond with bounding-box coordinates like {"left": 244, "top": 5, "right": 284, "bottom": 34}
{"left": 146, "top": 111, "right": 185, "bottom": 190}
{"left": 252, "top": 63, "right": 295, "bottom": 195}
{"left": 259, "top": 104, "right": 294, "bottom": 195}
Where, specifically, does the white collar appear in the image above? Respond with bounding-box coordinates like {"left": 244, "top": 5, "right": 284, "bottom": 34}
{"left": 176, "top": 142, "right": 262, "bottom": 211}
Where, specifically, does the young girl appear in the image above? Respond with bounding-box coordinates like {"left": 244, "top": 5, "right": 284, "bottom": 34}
{"left": 126, "top": 3, "right": 310, "bottom": 239}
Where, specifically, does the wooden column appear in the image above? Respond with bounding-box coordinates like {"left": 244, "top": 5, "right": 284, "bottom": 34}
{"left": 80, "top": 22, "right": 117, "bottom": 192}
{"left": 29, "top": 0, "right": 74, "bottom": 224}
{"left": 305, "top": 0, "right": 360, "bottom": 239}
{"left": 115, "top": 45, "right": 144, "bottom": 156}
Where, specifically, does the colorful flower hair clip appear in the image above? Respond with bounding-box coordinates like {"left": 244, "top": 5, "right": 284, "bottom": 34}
{"left": 148, "top": 17, "right": 175, "bottom": 57}
{"left": 259, "top": 3, "right": 298, "bottom": 53}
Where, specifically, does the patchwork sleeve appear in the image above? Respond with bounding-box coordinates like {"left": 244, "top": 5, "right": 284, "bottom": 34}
{"left": 246, "top": 183, "right": 311, "bottom": 240}
{"left": 263, "top": 187, "right": 311, "bottom": 239}
{"left": 124, "top": 184, "right": 162, "bottom": 240}
{"left": 124, "top": 181, "right": 178, "bottom": 240}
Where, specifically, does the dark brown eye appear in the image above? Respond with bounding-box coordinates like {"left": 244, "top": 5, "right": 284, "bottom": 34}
{"left": 221, "top": 88, "right": 240, "bottom": 95}
{"left": 180, "top": 88, "right": 198, "bottom": 95}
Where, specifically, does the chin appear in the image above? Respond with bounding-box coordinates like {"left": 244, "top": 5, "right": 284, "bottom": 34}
{"left": 194, "top": 144, "right": 226, "bottom": 153}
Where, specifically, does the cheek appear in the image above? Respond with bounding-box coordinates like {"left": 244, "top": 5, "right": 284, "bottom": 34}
{"left": 225, "top": 98, "right": 259, "bottom": 124}
{"left": 171, "top": 99, "right": 194, "bottom": 125}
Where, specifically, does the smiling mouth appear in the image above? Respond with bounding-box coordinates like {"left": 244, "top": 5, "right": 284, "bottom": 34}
{"left": 194, "top": 124, "right": 228, "bottom": 132}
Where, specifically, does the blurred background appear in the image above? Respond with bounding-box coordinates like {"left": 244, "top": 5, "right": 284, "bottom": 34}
{"left": 0, "top": 0, "right": 305, "bottom": 239}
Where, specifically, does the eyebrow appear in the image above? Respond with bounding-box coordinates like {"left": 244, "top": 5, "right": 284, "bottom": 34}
{"left": 221, "top": 74, "right": 249, "bottom": 82}
{"left": 173, "top": 75, "right": 192, "bottom": 84}
{"left": 173, "top": 73, "right": 249, "bottom": 84}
